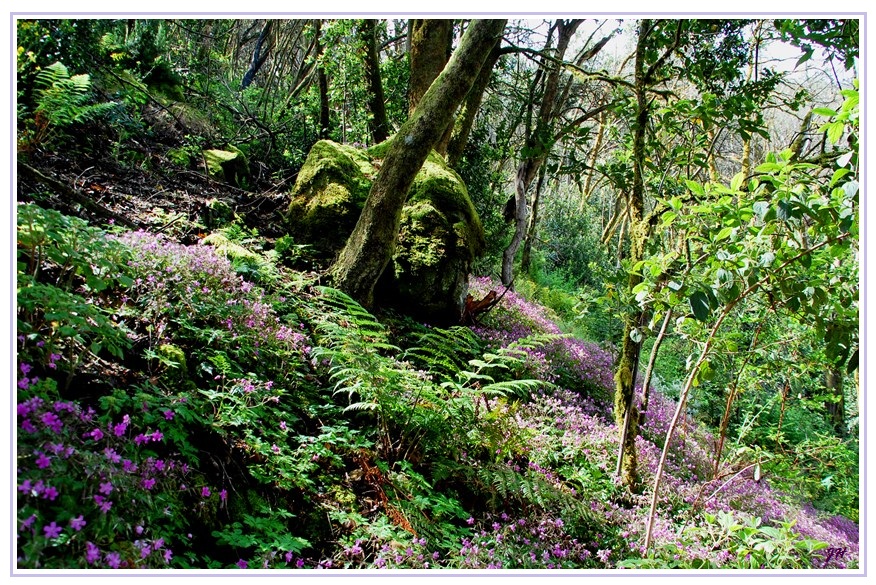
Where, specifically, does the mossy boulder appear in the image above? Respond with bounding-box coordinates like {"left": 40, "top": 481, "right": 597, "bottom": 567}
{"left": 203, "top": 146, "right": 248, "bottom": 186}
{"left": 285, "top": 140, "right": 376, "bottom": 257}
{"left": 285, "top": 139, "right": 485, "bottom": 323}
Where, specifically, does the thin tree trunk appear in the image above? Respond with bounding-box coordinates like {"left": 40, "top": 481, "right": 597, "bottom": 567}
{"left": 315, "top": 20, "right": 331, "bottom": 139}
{"left": 331, "top": 19, "right": 507, "bottom": 307}
{"left": 446, "top": 43, "right": 501, "bottom": 167}
{"left": 640, "top": 308, "right": 672, "bottom": 425}
{"left": 241, "top": 20, "right": 273, "bottom": 89}
{"left": 360, "top": 19, "right": 390, "bottom": 144}
{"left": 713, "top": 313, "right": 767, "bottom": 478}
{"left": 825, "top": 365, "right": 845, "bottom": 435}
{"left": 501, "top": 19, "right": 581, "bottom": 287}
{"left": 521, "top": 164, "right": 548, "bottom": 274}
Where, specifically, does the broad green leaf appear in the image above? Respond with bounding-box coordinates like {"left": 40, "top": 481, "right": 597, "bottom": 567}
{"left": 829, "top": 167, "right": 851, "bottom": 187}
{"left": 812, "top": 107, "right": 838, "bottom": 117}
{"left": 755, "top": 162, "right": 781, "bottom": 173}
{"left": 689, "top": 291, "right": 711, "bottom": 321}
{"left": 715, "top": 227, "right": 733, "bottom": 241}
{"left": 685, "top": 180, "right": 705, "bottom": 197}
{"left": 730, "top": 172, "right": 744, "bottom": 192}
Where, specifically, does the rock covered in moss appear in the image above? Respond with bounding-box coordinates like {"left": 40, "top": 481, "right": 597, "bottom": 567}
{"left": 285, "top": 139, "right": 485, "bottom": 323}
{"left": 285, "top": 140, "right": 375, "bottom": 257}
{"left": 203, "top": 146, "right": 248, "bottom": 186}
{"left": 379, "top": 149, "right": 485, "bottom": 322}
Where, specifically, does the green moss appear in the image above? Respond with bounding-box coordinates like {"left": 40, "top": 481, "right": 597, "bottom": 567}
{"left": 203, "top": 148, "right": 248, "bottom": 186}
{"left": 286, "top": 140, "right": 377, "bottom": 256}
{"left": 286, "top": 138, "right": 486, "bottom": 321}
{"left": 157, "top": 343, "right": 187, "bottom": 372}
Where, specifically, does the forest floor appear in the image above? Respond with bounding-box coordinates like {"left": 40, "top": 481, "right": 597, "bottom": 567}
{"left": 14, "top": 127, "right": 861, "bottom": 571}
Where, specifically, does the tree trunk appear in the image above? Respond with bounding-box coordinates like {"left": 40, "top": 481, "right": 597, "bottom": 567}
{"left": 315, "top": 20, "right": 331, "bottom": 139}
{"left": 521, "top": 164, "right": 547, "bottom": 274}
{"left": 360, "top": 19, "right": 390, "bottom": 144}
{"left": 613, "top": 20, "right": 654, "bottom": 491}
{"left": 825, "top": 365, "right": 845, "bottom": 435}
{"left": 446, "top": 42, "right": 501, "bottom": 167}
{"left": 501, "top": 19, "right": 581, "bottom": 287}
{"left": 408, "top": 19, "right": 454, "bottom": 114}
{"left": 241, "top": 20, "right": 273, "bottom": 90}
{"left": 331, "top": 19, "right": 507, "bottom": 307}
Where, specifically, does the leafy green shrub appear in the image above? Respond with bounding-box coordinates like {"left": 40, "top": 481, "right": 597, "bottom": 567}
{"left": 17, "top": 204, "right": 134, "bottom": 374}
{"left": 620, "top": 511, "right": 835, "bottom": 569}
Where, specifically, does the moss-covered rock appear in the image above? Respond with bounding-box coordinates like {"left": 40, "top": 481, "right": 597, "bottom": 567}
{"left": 285, "top": 139, "right": 485, "bottom": 323}
{"left": 285, "top": 140, "right": 376, "bottom": 258}
{"left": 203, "top": 198, "right": 235, "bottom": 229}
{"left": 381, "top": 150, "right": 485, "bottom": 322}
{"left": 203, "top": 146, "right": 248, "bottom": 186}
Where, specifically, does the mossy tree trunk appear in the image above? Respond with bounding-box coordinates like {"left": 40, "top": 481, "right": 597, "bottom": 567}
{"left": 360, "top": 19, "right": 389, "bottom": 144}
{"left": 408, "top": 19, "right": 454, "bottom": 114}
{"left": 445, "top": 40, "right": 502, "bottom": 166}
{"left": 614, "top": 21, "right": 650, "bottom": 491}
{"left": 614, "top": 19, "right": 684, "bottom": 491}
{"left": 331, "top": 19, "right": 507, "bottom": 307}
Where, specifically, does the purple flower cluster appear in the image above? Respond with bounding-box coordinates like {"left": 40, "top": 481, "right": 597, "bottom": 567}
{"left": 15, "top": 379, "right": 222, "bottom": 569}
{"left": 455, "top": 512, "right": 598, "bottom": 569}
{"left": 112, "top": 230, "right": 311, "bottom": 363}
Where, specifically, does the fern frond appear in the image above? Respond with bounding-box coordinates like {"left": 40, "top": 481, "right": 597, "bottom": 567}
{"left": 404, "top": 326, "right": 484, "bottom": 382}
{"left": 480, "top": 379, "right": 546, "bottom": 399}
{"left": 343, "top": 401, "right": 379, "bottom": 413}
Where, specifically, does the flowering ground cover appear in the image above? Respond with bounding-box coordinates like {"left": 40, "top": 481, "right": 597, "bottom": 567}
{"left": 15, "top": 206, "right": 858, "bottom": 570}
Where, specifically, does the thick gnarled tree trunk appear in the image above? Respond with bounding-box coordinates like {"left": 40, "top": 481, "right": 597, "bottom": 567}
{"left": 331, "top": 19, "right": 507, "bottom": 307}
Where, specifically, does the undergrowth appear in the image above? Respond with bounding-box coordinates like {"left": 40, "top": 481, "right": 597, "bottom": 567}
{"left": 15, "top": 204, "right": 858, "bottom": 570}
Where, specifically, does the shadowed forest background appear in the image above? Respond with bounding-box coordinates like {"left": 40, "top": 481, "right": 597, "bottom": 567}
{"left": 13, "top": 17, "right": 860, "bottom": 571}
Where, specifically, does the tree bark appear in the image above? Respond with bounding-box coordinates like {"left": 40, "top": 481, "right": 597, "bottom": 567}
{"left": 613, "top": 19, "right": 653, "bottom": 491}
{"left": 520, "top": 164, "right": 547, "bottom": 274}
{"left": 331, "top": 19, "right": 507, "bottom": 307}
{"left": 446, "top": 43, "right": 501, "bottom": 167}
{"left": 314, "top": 20, "right": 331, "bottom": 139}
{"left": 825, "top": 365, "right": 845, "bottom": 435}
{"left": 408, "top": 19, "right": 454, "bottom": 114}
{"left": 240, "top": 20, "right": 273, "bottom": 90}
{"left": 501, "top": 19, "right": 581, "bottom": 287}
{"left": 360, "top": 19, "right": 390, "bottom": 144}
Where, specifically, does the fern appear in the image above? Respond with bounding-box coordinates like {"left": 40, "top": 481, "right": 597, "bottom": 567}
{"left": 34, "top": 62, "right": 118, "bottom": 128}
{"left": 469, "top": 462, "right": 602, "bottom": 527}
{"left": 403, "top": 326, "right": 484, "bottom": 382}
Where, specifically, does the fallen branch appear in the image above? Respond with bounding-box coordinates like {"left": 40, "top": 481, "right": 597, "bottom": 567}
{"left": 18, "top": 162, "right": 137, "bottom": 228}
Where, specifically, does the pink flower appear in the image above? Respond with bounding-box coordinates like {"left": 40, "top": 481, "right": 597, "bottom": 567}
{"left": 70, "top": 515, "right": 86, "bottom": 531}
{"left": 43, "top": 522, "right": 62, "bottom": 539}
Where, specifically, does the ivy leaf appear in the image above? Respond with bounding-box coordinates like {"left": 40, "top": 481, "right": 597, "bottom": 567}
{"left": 689, "top": 291, "right": 711, "bottom": 321}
